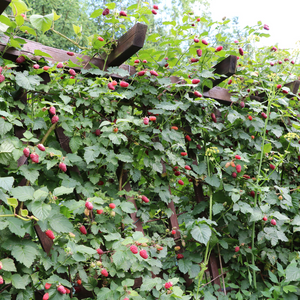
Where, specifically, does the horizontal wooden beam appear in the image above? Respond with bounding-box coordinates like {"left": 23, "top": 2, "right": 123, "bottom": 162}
{"left": 285, "top": 80, "right": 300, "bottom": 95}
{"left": 106, "top": 22, "right": 147, "bottom": 67}
{"left": 203, "top": 86, "right": 233, "bottom": 105}
{"left": 212, "top": 55, "right": 237, "bottom": 87}
{"left": 0, "top": 0, "right": 10, "bottom": 16}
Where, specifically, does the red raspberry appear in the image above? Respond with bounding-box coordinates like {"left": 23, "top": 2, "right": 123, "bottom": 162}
{"left": 173, "top": 166, "right": 179, "bottom": 171}
{"left": 194, "top": 91, "right": 202, "bottom": 97}
{"left": 197, "top": 144, "right": 201, "bottom": 150}
{"left": 97, "top": 248, "right": 104, "bottom": 255}
{"left": 180, "top": 152, "right": 187, "bottom": 156}
{"left": 57, "top": 285, "right": 66, "bottom": 294}
{"left": 243, "top": 174, "right": 250, "bottom": 179}
{"left": 228, "top": 79, "right": 232, "bottom": 84}
{"left": 194, "top": 37, "right": 199, "bottom": 43}
{"left": 57, "top": 62, "right": 63, "bottom": 68}
{"left": 149, "top": 116, "right": 156, "bottom": 121}
{"left": 79, "top": 225, "right": 87, "bottom": 235}
{"left": 239, "top": 47, "right": 244, "bottom": 56}
{"left": 248, "top": 115, "right": 253, "bottom": 121}
{"left": 138, "top": 70, "right": 146, "bottom": 76}
{"left": 151, "top": 9, "right": 157, "bottom": 15}
{"left": 108, "top": 82, "right": 115, "bottom": 90}
{"left": 23, "top": 147, "right": 30, "bottom": 157}
{"left": 30, "top": 153, "right": 39, "bottom": 163}
{"left": 202, "top": 39, "right": 208, "bottom": 45}
{"left": 45, "top": 283, "right": 51, "bottom": 290}
{"left": 134, "top": 59, "right": 139, "bottom": 64}
{"left": 37, "top": 144, "right": 45, "bottom": 151}
{"left": 85, "top": 201, "right": 93, "bottom": 210}
{"left": 150, "top": 70, "right": 158, "bottom": 76}
{"left": 51, "top": 115, "right": 59, "bottom": 124}
{"left": 77, "top": 279, "right": 82, "bottom": 285}
{"left": 65, "top": 288, "right": 70, "bottom": 294}
{"left": 235, "top": 155, "right": 241, "bottom": 160}
{"left": 102, "top": 8, "right": 109, "bottom": 15}
{"left": 236, "top": 165, "right": 242, "bottom": 173}
{"left": 164, "top": 282, "right": 173, "bottom": 289}
{"left": 263, "top": 216, "right": 267, "bottom": 221}
{"left": 0, "top": 275, "right": 3, "bottom": 284}
{"left": 174, "top": 171, "right": 181, "bottom": 176}
{"left": 196, "top": 49, "right": 202, "bottom": 57}
{"left": 69, "top": 69, "right": 76, "bottom": 76}
{"left": 215, "top": 46, "right": 223, "bottom": 52}
{"left": 130, "top": 245, "right": 138, "bottom": 254}
{"left": 0, "top": 66, "right": 2, "bottom": 73}
{"left": 43, "top": 66, "right": 50, "bottom": 71}
{"left": 270, "top": 164, "right": 275, "bottom": 170}
{"left": 192, "top": 79, "right": 200, "bottom": 84}
{"left": 185, "top": 135, "right": 191, "bottom": 142}
{"left": 235, "top": 246, "right": 240, "bottom": 252}
{"left": 232, "top": 172, "right": 237, "bottom": 178}
{"left": 0, "top": 74, "right": 5, "bottom": 83}
{"left": 261, "top": 112, "right": 267, "bottom": 119}
{"left": 67, "top": 51, "right": 74, "bottom": 56}
{"left": 45, "top": 230, "right": 55, "bottom": 240}
{"left": 153, "top": 4, "right": 158, "bottom": 9}
{"left": 143, "top": 117, "right": 149, "bottom": 125}
{"left": 101, "top": 269, "right": 109, "bottom": 277}
{"left": 171, "top": 230, "right": 176, "bottom": 235}
{"left": 97, "top": 209, "right": 103, "bottom": 214}
{"left": 109, "top": 203, "right": 116, "bottom": 209}
{"left": 33, "top": 64, "right": 40, "bottom": 69}
{"left": 178, "top": 180, "right": 184, "bottom": 185}
{"left": 124, "top": 298, "right": 129, "bottom": 300}
{"left": 139, "top": 249, "right": 148, "bottom": 259}
{"left": 16, "top": 56, "right": 25, "bottom": 63}
{"left": 141, "top": 195, "right": 149, "bottom": 203}
{"left": 49, "top": 107, "right": 56, "bottom": 115}
{"left": 185, "top": 165, "right": 191, "bottom": 170}
{"left": 119, "top": 11, "right": 127, "bottom": 16}
{"left": 97, "top": 36, "right": 104, "bottom": 41}
{"left": 42, "top": 293, "right": 49, "bottom": 300}
{"left": 271, "top": 219, "right": 276, "bottom": 225}
{"left": 59, "top": 162, "right": 67, "bottom": 172}
{"left": 120, "top": 81, "right": 129, "bottom": 88}
{"left": 177, "top": 253, "right": 184, "bottom": 259}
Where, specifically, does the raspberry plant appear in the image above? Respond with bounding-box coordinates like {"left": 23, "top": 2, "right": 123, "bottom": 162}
{"left": 0, "top": 1, "right": 300, "bottom": 300}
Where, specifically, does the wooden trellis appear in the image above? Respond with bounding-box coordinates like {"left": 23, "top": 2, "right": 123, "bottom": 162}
{"left": 2, "top": 1, "right": 300, "bottom": 298}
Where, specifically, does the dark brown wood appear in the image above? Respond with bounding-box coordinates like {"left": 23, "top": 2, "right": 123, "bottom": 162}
{"left": 105, "top": 23, "right": 147, "bottom": 68}
{"left": 212, "top": 55, "right": 237, "bottom": 87}
{"left": 203, "top": 86, "right": 233, "bottom": 106}
{"left": 284, "top": 80, "right": 300, "bottom": 95}
{"left": 208, "top": 253, "right": 221, "bottom": 288}
{"left": 34, "top": 224, "right": 53, "bottom": 255}
{"left": 0, "top": 0, "right": 10, "bottom": 15}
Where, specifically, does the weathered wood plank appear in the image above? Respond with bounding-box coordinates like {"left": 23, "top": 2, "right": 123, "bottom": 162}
{"left": 203, "top": 86, "right": 233, "bottom": 105}
{"left": 0, "top": 0, "right": 10, "bottom": 16}
{"left": 106, "top": 23, "right": 147, "bottom": 67}
{"left": 285, "top": 80, "right": 300, "bottom": 95}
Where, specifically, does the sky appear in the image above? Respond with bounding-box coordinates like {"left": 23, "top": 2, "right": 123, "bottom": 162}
{"left": 209, "top": 0, "right": 300, "bottom": 50}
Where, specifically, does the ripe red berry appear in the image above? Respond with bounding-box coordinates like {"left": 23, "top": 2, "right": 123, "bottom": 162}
{"left": 174, "top": 171, "right": 181, "bottom": 176}
{"left": 138, "top": 70, "right": 146, "bottom": 76}
{"left": 30, "top": 153, "right": 39, "bottom": 163}
{"left": 77, "top": 279, "right": 82, "bottom": 285}
{"left": 0, "top": 74, "right": 5, "bottom": 83}
{"left": 165, "top": 282, "right": 173, "bottom": 289}
{"left": 232, "top": 172, "right": 237, "bottom": 178}
{"left": 261, "top": 112, "right": 267, "bottom": 119}
{"left": 235, "top": 246, "right": 240, "bottom": 252}
{"left": 178, "top": 179, "right": 184, "bottom": 185}
{"left": 153, "top": 4, "right": 158, "bottom": 9}
{"left": 197, "top": 144, "right": 201, "bottom": 150}
{"left": 113, "top": 127, "right": 118, "bottom": 133}
{"left": 271, "top": 219, "right": 276, "bottom": 225}
{"left": 108, "top": 82, "right": 115, "bottom": 90}
{"left": 119, "top": 11, "right": 127, "bottom": 16}
{"left": 79, "top": 225, "right": 87, "bottom": 235}
{"left": 102, "top": 8, "right": 109, "bottom": 16}
{"left": 51, "top": 115, "right": 59, "bottom": 124}
{"left": 236, "top": 165, "right": 242, "bottom": 173}
{"left": 57, "top": 62, "right": 63, "bottom": 68}
{"left": 0, "top": 275, "right": 3, "bottom": 284}
{"left": 202, "top": 39, "right": 208, "bottom": 45}
{"left": 215, "top": 46, "right": 223, "bottom": 52}
{"left": 97, "top": 209, "right": 103, "bottom": 214}
{"left": 248, "top": 115, "right": 252, "bottom": 121}
{"left": 33, "top": 64, "right": 40, "bottom": 69}
{"left": 251, "top": 135, "right": 255, "bottom": 139}
{"left": 180, "top": 152, "right": 187, "bottom": 156}
{"left": 120, "top": 81, "right": 129, "bottom": 88}
{"left": 239, "top": 47, "right": 244, "bottom": 56}
{"left": 196, "top": 49, "right": 202, "bottom": 57}
{"left": 150, "top": 70, "right": 158, "bottom": 76}
{"left": 250, "top": 191, "right": 255, "bottom": 198}
{"left": 45, "top": 283, "right": 52, "bottom": 290}
{"left": 42, "top": 293, "right": 49, "bottom": 300}
{"left": 276, "top": 84, "right": 282, "bottom": 89}
{"left": 16, "top": 56, "right": 25, "bottom": 63}
{"left": 23, "top": 147, "right": 30, "bottom": 157}
{"left": 149, "top": 116, "right": 156, "bottom": 121}
{"left": 194, "top": 91, "right": 202, "bottom": 97}
{"left": 270, "top": 164, "right": 275, "bottom": 170}
{"left": 97, "top": 248, "right": 104, "bottom": 255}
{"left": 171, "top": 126, "right": 178, "bottom": 130}
{"left": 263, "top": 24, "right": 269, "bottom": 30}
{"left": 85, "top": 201, "right": 93, "bottom": 210}
{"left": 211, "top": 113, "right": 217, "bottom": 123}
{"left": 177, "top": 253, "right": 184, "bottom": 259}
{"left": 139, "top": 249, "right": 148, "bottom": 259}
{"left": 192, "top": 78, "right": 200, "bottom": 84}
{"left": 97, "top": 36, "right": 104, "bottom": 41}
{"left": 37, "top": 144, "right": 45, "bottom": 151}
{"left": 111, "top": 80, "right": 117, "bottom": 86}
{"left": 235, "top": 155, "right": 241, "bottom": 160}
{"left": 141, "top": 195, "right": 149, "bottom": 203}
{"left": 67, "top": 51, "right": 74, "bottom": 56}
{"left": 69, "top": 69, "right": 76, "bottom": 76}
{"left": 49, "top": 106, "right": 56, "bottom": 115}
{"left": 57, "top": 285, "right": 66, "bottom": 294}
{"left": 130, "top": 245, "right": 138, "bottom": 254}
{"left": 185, "top": 135, "right": 191, "bottom": 142}
{"left": 191, "top": 58, "right": 199, "bottom": 63}
{"left": 243, "top": 174, "right": 250, "bottom": 179}
{"left": 240, "top": 101, "right": 245, "bottom": 108}
{"left": 43, "top": 66, "right": 50, "bottom": 71}
{"left": 45, "top": 230, "right": 55, "bottom": 240}
{"left": 134, "top": 59, "right": 139, "bottom": 63}
{"left": 228, "top": 79, "right": 232, "bottom": 84}
{"left": 101, "top": 269, "right": 109, "bottom": 277}
{"left": 59, "top": 162, "right": 67, "bottom": 172}
{"left": 151, "top": 9, "right": 157, "bottom": 15}
{"left": 194, "top": 37, "right": 199, "bottom": 43}
{"left": 143, "top": 117, "right": 149, "bottom": 125}
{"left": 263, "top": 216, "right": 268, "bottom": 221}
{"left": 271, "top": 46, "right": 277, "bottom": 52}
{"left": 185, "top": 165, "right": 191, "bottom": 170}
{"left": 95, "top": 129, "right": 101, "bottom": 136}
{"left": 109, "top": 203, "right": 116, "bottom": 209}
{"left": 171, "top": 230, "right": 176, "bottom": 235}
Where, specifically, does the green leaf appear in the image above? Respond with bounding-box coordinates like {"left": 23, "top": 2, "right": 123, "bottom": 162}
{"left": 20, "top": 25, "right": 36, "bottom": 36}
{"left": 283, "top": 285, "right": 297, "bottom": 293}
{"left": 10, "top": 0, "right": 29, "bottom": 15}
{"left": 20, "top": 209, "right": 28, "bottom": 217}
{"left": 15, "top": 71, "right": 42, "bottom": 90}
{"left": 263, "top": 143, "right": 272, "bottom": 154}
{"left": 0, "top": 177, "right": 14, "bottom": 191}
{"left": 32, "top": 117, "right": 47, "bottom": 130}
{"left": 1, "top": 258, "right": 17, "bottom": 272}
{"left": 11, "top": 244, "right": 38, "bottom": 268}
{"left": 31, "top": 202, "right": 51, "bottom": 220}
{"left": 7, "top": 197, "right": 18, "bottom": 208}
{"left": 33, "top": 188, "right": 48, "bottom": 201}
{"left": 0, "top": 140, "right": 14, "bottom": 165}
{"left": 76, "top": 245, "right": 97, "bottom": 255}
{"left": 11, "top": 274, "right": 30, "bottom": 290}
{"left": 90, "top": 9, "right": 103, "bottom": 18}
{"left": 119, "top": 201, "right": 136, "bottom": 213}
{"left": 178, "top": 259, "right": 192, "bottom": 274}
{"left": 286, "top": 262, "right": 300, "bottom": 282}
{"left": 19, "top": 165, "right": 39, "bottom": 184}
{"left": 49, "top": 213, "right": 73, "bottom": 233}
{"left": 11, "top": 186, "right": 34, "bottom": 201}
{"left": 8, "top": 217, "right": 26, "bottom": 237}
{"left": 204, "top": 175, "right": 220, "bottom": 188}
{"left": 69, "top": 136, "right": 82, "bottom": 153}
{"left": 191, "top": 224, "right": 211, "bottom": 245}
{"left": 30, "top": 13, "right": 53, "bottom": 33}
{"left": 0, "top": 118, "right": 13, "bottom": 136}
{"left": 53, "top": 186, "right": 74, "bottom": 196}
{"left": 268, "top": 270, "right": 278, "bottom": 283}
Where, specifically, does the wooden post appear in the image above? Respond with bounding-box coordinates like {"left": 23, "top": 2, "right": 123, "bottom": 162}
{"left": 0, "top": 0, "right": 10, "bottom": 15}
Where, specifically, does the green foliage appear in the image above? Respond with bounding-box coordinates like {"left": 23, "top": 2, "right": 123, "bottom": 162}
{"left": 0, "top": 0, "right": 300, "bottom": 299}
